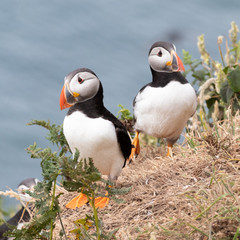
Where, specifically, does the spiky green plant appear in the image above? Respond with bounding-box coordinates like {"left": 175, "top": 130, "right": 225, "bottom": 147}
{"left": 5, "top": 120, "right": 130, "bottom": 240}
{"left": 117, "top": 104, "right": 133, "bottom": 121}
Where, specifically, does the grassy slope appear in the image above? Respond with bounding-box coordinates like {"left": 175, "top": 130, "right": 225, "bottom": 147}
{"left": 54, "top": 112, "right": 240, "bottom": 240}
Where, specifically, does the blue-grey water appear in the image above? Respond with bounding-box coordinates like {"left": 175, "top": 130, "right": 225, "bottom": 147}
{"left": 0, "top": 0, "right": 239, "bottom": 209}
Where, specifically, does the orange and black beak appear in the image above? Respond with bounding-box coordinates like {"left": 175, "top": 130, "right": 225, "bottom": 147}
{"left": 60, "top": 83, "right": 79, "bottom": 110}
{"left": 167, "top": 51, "right": 185, "bottom": 72}
{"left": 60, "top": 84, "right": 71, "bottom": 110}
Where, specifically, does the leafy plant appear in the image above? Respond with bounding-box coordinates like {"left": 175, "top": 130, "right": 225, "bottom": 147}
{"left": 63, "top": 151, "right": 130, "bottom": 239}
{"left": 117, "top": 104, "right": 133, "bottom": 121}
{"left": 7, "top": 134, "right": 65, "bottom": 239}
{"left": 117, "top": 104, "right": 135, "bottom": 137}
{"left": 6, "top": 120, "right": 130, "bottom": 240}
{"left": 183, "top": 21, "right": 240, "bottom": 123}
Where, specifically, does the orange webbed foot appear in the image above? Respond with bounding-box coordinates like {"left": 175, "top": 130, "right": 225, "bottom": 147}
{"left": 94, "top": 194, "right": 110, "bottom": 209}
{"left": 66, "top": 192, "right": 88, "bottom": 209}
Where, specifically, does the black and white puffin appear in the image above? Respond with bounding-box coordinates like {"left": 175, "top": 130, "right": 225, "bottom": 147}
{"left": 0, "top": 178, "right": 39, "bottom": 240}
{"left": 130, "top": 41, "right": 197, "bottom": 158}
{"left": 59, "top": 68, "right": 132, "bottom": 209}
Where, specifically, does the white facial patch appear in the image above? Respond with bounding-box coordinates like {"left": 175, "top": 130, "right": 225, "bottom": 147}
{"left": 69, "top": 72, "right": 100, "bottom": 102}
{"left": 148, "top": 47, "right": 171, "bottom": 72}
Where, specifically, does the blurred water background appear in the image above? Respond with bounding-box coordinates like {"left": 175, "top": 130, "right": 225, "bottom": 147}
{"left": 0, "top": 0, "right": 239, "bottom": 209}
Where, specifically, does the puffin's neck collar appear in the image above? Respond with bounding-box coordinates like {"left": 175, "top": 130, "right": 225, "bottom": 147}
{"left": 150, "top": 67, "right": 174, "bottom": 87}
{"left": 150, "top": 67, "right": 188, "bottom": 87}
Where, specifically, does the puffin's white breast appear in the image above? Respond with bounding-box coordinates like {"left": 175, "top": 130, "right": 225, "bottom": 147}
{"left": 63, "top": 112, "right": 124, "bottom": 179}
{"left": 134, "top": 81, "right": 197, "bottom": 139}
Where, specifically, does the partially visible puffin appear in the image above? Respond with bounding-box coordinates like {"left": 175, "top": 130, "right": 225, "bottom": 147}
{"left": 130, "top": 41, "right": 197, "bottom": 158}
{"left": 60, "top": 68, "right": 132, "bottom": 209}
{"left": 0, "top": 178, "right": 39, "bottom": 240}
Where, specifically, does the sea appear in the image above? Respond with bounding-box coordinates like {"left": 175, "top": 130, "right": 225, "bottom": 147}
{"left": 0, "top": 0, "right": 239, "bottom": 209}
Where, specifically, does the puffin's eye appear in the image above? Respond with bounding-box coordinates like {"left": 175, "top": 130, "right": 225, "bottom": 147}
{"left": 158, "top": 50, "right": 162, "bottom": 57}
{"left": 78, "top": 77, "right": 84, "bottom": 84}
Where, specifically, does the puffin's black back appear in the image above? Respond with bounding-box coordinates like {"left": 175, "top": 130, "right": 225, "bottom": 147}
{"left": 66, "top": 82, "right": 132, "bottom": 164}
{"left": 0, "top": 207, "right": 30, "bottom": 239}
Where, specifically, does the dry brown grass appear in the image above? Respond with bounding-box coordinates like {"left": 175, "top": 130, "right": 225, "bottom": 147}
{"left": 54, "top": 112, "right": 240, "bottom": 240}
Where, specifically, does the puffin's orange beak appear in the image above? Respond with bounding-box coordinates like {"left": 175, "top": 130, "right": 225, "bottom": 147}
{"left": 172, "top": 51, "right": 185, "bottom": 72}
{"left": 175, "top": 52, "right": 185, "bottom": 72}
{"left": 60, "top": 84, "right": 73, "bottom": 110}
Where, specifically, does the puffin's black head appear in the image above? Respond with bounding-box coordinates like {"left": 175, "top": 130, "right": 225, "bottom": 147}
{"left": 60, "top": 68, "right": 100, "bottom": 110}
{"left": 148, "top": 41, "right": 185, "bottom": 73}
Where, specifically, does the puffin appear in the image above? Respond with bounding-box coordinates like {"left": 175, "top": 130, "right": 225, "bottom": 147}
{"left": 130, "top": 41, "right": 197, "bottom": 158}
{"left": 0, "top": 178, "right": 39, "bottom": 240}
{"left": 59, "top": 68, "right": 132, "bottom": 209}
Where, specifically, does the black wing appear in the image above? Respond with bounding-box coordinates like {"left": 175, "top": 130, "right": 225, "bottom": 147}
{"left": 0, "top": 207, "right": 30, "bottom": 239}
{"left": 115, "top": 126, "right": 132, "bottom": 162}
{"left": 102, "top": 108, "right": 132, "bottom": 167}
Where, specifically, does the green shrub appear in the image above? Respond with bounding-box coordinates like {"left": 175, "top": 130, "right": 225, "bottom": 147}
{"left": 183, "top": 21, "right": 240, "bottom": 123}
{"left": 6, "top": 120, "right": 130, "bottom": 240}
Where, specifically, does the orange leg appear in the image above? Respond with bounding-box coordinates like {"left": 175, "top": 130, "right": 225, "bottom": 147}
{"left": 66, "top": 192, "right": 88, "bottom": 209}
{"left": 166, "top": 143, "right": 173, "bottom": 157}
{"left": 129, "top": 131, "right": 140, "bottom": 160}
